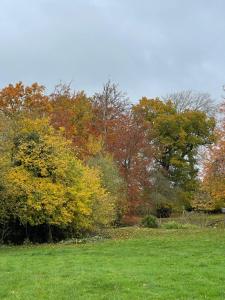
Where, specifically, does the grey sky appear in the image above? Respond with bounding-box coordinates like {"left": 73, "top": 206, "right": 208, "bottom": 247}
{"left": 0, "top": 0, "right": 225, "bottom": 102}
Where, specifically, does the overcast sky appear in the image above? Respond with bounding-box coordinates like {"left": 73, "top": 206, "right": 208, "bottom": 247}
{"left": 0, "top": 0, "right": 225, "bottom": 102}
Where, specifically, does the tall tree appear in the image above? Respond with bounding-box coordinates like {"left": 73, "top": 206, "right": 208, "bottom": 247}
{"left": 193, "top": 100, "right": 225, "bottom": 210}
{"left": 92, "top": 80, "right": 130, "bottom": 145}
{"left": 133, "top": 98, "right": 216, "bottom": 198}
{"left": 105, "top": 113, "right": 154, "bottom": 214}
{"left": 50, "top": 84, "right": 99, "bottom": 159}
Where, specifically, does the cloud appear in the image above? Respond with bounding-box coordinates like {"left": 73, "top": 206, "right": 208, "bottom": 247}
{"left": 0, "top": 0, "right": 224, "bottom": 102}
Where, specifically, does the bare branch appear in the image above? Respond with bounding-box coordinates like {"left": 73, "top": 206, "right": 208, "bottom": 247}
{"left": 163, "top": 90, "right": 217, "bottom": 116}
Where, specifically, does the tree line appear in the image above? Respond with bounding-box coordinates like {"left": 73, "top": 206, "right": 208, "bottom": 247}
{"left": 0, "top": 81, "right": 224, "bottom": 243}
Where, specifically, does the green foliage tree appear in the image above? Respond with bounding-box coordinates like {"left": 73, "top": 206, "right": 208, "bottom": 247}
{"left": 88, "top": 154, "right": 127, "bottom": 224}
{"left": 145, "top": 170, "right": 185, "bottom": 217}
{"left": 133, "top": 98, "right": 215, "bottom": 203}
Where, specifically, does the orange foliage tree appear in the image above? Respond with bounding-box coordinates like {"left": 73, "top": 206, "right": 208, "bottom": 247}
{"left": 50, "top": 84, "right": 102, "bottom": 159}
{"left": 0, "top": 82, "right": 51, "bottom": 118}
{"left": 193, "top": 101, "right": 225, "bottom": 210}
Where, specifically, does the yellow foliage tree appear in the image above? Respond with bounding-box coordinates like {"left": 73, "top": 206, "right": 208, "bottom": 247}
{"left": 1, "top": 118, "right": 115, "bottom": 233}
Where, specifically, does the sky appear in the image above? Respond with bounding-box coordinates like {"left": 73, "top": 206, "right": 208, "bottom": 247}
{"left": 0, "top": 0, "right": 225, "bottom": 103}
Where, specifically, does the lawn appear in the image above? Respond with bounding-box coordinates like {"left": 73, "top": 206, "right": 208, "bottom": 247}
{"left": 0, "top": 228, "right": 225, "bottom": 300}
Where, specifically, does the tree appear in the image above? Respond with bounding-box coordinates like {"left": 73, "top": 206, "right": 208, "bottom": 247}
{"left": 163, "top": 90, "right": 217, "bottom": 116}
{"left": 145, "top": 170, "right": 185, "bottom": 217}
{"left": 105, "top": 113, "right": 154, "bottom": 215}
{"left": 0, "top": 82, "right": 51, "bottom": 119}
{"left": 88, "top": 154, "right": 127, "bottom": 224}
{"left": 92, "top": 80, "right": 130, "bottom": 144}
{"left": 193, "top": 101, "right": 225, "bottom": 210}
{"left": 0, "top": 118, "right": 115, "bottom": 241}
{"left": 133, "top": 98, "right": 216, "bottom": 201}
{"left": 50, "top": 83, "right": 101, "bottom": 159}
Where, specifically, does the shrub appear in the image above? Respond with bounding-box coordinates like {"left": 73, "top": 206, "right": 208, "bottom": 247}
{"left": 121, "top": 215, "right": 141, "bottom": 226}
{"left": 141, "top": 215, "right": 159, "bottom": 228}
{"left": 156, "top": 207, "right": 172, "bottom": 218}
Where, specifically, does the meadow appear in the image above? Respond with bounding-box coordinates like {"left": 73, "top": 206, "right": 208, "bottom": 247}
{"left": 0, "top": 227, "right": 225, "bottom": 300}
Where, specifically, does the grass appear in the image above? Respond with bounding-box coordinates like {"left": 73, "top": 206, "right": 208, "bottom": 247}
{"left": 160, "top": 213, "right": 225, "bottom": 228}
{"left": 0, "top": 228, "right": 225, "bottom": 299}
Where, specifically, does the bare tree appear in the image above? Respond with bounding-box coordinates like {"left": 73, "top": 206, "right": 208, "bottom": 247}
{"left": 163, "top": 90, "right": 217, "bottom": 116}
{"left": 92, "top": 80, "right": 130, "bottom": 139}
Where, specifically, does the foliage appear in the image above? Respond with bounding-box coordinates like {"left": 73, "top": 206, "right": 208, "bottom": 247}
{"left": 141, "top": 215, "right": 159, "bottom": 228}
{"left": 50, "top": 84, "right": 98, "bottom": 159}
{"left": 105, "top": 113, "right": 154, "bottom": 215}
{"left": 0, "top": 82, "right": 51, "bottom": 118}
{"left": 193, "top": 101, "right": 225, "bottom": 211}
{"left": 133, "top": 97, "right": 215, "bottom": 196}
{"left": 0, "top": 117, "right": 114, "bottom": 242}
{"left": 0, "top": 81, "right": 221, "bottom": 242}
{"left": 141, "top": 170, "right": 185, "bottom": 216}
{"left": 88, "top": 154, "right": 127, "bottom": 224}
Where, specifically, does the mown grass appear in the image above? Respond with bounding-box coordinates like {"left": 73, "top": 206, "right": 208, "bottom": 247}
{"left": 0, "top": 228, "right": 225, "bottom": 300}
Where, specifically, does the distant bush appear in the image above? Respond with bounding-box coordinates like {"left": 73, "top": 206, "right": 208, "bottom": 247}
{"left": 121, "top": 215, "right": 141, "bottom": 226}
{"left": 141, "top": 215, "right": 159, "bottom": 228}
{"left": 156, "top": 207, "right": 172, "bottom": 218}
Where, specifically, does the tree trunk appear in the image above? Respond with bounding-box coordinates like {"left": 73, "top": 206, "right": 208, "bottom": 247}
{"left": 47, "top": 224, "right": 53, "bottom": 243}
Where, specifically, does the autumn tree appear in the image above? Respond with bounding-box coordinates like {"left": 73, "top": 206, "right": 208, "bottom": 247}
{"left": 133, "top": 98, "right": 216, "bottom": 205}
{"left": 88, "top": 154, "right": 127, "bottom": 224}
{"left": 104, "top": 113, "right": 155, "bottom": 216}
{"left": 0, "top": 82, "right": 51, "bottom": 119}
{"left": 91, "top": 82, "right": 155, "bottom": 215}
{"left": 92, "top": 80, "right": 130, "bottom": 145}
{"left": 0, "top": 118, "right": 115, "bottom": 242}
{"left": 193, "top": 100, "right": 225, "bottom": 210}
{"left": 50, "top": 83, "right": 102, "bottom": 159}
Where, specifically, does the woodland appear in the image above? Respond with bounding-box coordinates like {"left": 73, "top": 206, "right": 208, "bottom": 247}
{"left": 0, "top": 81, "right": 224, "bottom": 243}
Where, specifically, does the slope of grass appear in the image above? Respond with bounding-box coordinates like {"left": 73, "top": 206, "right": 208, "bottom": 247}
{"left": 0, "top": 229, "right": 225, "bottom": 300}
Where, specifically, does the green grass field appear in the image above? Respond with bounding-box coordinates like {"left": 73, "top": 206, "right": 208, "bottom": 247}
{"left": 0, "top": 228, "right": 225, "bottom": 300}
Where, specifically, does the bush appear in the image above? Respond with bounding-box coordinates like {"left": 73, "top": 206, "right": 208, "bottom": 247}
{"left": 141, "top": 215, "right": 159, "bottom": 228}
{"left": 156, "top": 207, "right": 172, "bottom": 218}
{"left": 121, "top": 215, "right": 141, "bottom": 226}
